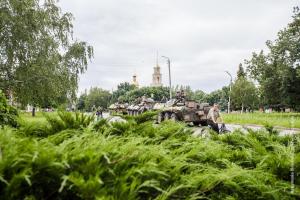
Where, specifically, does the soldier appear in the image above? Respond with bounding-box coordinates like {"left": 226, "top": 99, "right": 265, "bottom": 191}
{"left": 207, "top": 103, "right": 223, "bottom": 133}
{"left": 175, "top": 90, "right": 185, "bottom": 104}
{"left": 175, "top": 91, "right": 181, "bottom": 100}
{"left": 180, "top": 89, "right": 186, "bottom": 99}
{"left": 96, "top": 106, "right": 103, "bottom": 120}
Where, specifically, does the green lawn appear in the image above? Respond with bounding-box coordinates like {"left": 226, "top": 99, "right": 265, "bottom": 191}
{"left": 223, "top": 112, "right": 300, "bottom": 128}
{"left": 19, "top": 111, "right": 56, "bottom": 124}
{"left": 20, "top": 111, "right": 300, "bottom": 129}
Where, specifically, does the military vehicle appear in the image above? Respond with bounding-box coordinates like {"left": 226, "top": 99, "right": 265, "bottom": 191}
{"left": 127, "top": 104, "right": 140, "bottom": 116}
{"left": 127, "top": 96, "right": 155, "bottom": 116}
{"left": 108, "top": 103, "right": 128, "bottom": 115}
{"left": 156, "top": 90, "right": 211, "bottom": 126}
{"left": 157, "top": 99, "right": 210, "bottom": 125}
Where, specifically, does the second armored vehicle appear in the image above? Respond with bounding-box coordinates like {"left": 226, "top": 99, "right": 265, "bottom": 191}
{"left": 127, "top": 96, "right": 155, "bottom": 116}
{"left": 108, "top": 102, "right": 128, "bottom": 115}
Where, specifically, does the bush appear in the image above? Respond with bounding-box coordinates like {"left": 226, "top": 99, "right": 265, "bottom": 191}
{"left": 132, "top": 111, "right": 158, "bottom": 124}
{"left": 0, "top": 114, "right": 299, "bottom": 199}
{"left": 18, "top": 112, "right": 95, "bottom": 138}
{"left": 0, "top": 90, "right": 18, "bottom": 127}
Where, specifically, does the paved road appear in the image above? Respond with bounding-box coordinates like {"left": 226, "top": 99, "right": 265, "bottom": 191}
{"left": 224, "top": 124, "right": 299, "bottom": 135}
{"left": 103, "top": 112, "right": 110, "bottom": 118}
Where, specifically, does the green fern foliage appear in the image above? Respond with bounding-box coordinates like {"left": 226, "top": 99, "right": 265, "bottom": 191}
{"left": 0, "top": 112, "right": 299, "bottom": 199}
{"left": 0, "top": 90, "right": 18, "bottom": 128}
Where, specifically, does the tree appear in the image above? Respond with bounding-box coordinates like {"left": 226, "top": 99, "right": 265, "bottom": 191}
{"left": 0, "top": 89, "right": 18, "bottom": 127}
{"left": 119, "top": 86, "right": 169, "bottom": 103}
{"left": 0, "top": 0, "right": 93, "bottom": 115}
{"left": 191, "top": 89, "right": 206, "bottom": 102}
{"left": 77, "top": 93, "right": 88, "bottom": 111}
{"left": 245, "top": 7, "right": 300, "bottom": 110}
{"left": 111, "top": 82, "right": 136, "bottom": 103}
{"left": 237, "top": 63, "right": 246, "bottom": 79}
{"left": 203, "top": 86, "right": 229, "bottom": 110}
{"left": 231, "top": 77, "right": 258, "bottom": 112}
{"left": 85, "top": 87, "right": 111, "bottom": 111}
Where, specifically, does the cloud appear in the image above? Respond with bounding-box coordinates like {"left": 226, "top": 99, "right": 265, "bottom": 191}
{"left": 58, "top": 0, "right": 299, "bottom": 93}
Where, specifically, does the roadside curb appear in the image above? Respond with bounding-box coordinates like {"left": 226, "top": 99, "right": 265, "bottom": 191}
{"left": 226, "top": 123, "right": 300, "bottom": 132}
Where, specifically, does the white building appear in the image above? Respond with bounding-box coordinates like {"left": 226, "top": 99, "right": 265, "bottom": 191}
{"left": 151, "top": 63, "right": 162, "bottom": 87}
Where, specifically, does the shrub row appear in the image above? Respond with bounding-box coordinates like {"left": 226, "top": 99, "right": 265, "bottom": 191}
{"left": 0, "top": 112, "right": 299, "bottom": 199}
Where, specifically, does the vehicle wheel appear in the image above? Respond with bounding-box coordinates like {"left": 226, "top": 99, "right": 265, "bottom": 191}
{"left": 193, "top": 121, "right": 200, "bottom": 126}
{"left": 170, "top": 113, "right": 178, "bottom": 121}
{"left": 164, "top": 112, "right": 170, "bottom": 120}
{"left": 157, "top": 113, "right": 164, "bottom": 123}
{"left": 200, "top": 121, "right": 208, "bottom": 126}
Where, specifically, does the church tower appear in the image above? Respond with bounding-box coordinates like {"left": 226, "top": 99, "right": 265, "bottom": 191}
{"left": 151, "top": 53, "right": 162, "bottom": 87}
{"left": 132, "top": 73, "right": 139, "bottom": 87}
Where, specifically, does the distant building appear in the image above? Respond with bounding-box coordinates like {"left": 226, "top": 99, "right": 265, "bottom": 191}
{"left": 151, "top": 63, "right": 162, "bottom": 87}
{"left": 132, "top": 73, "right": 139, "bottom": 87}
{"left": 129, "top": 53, "right": 163, "bottom": 87}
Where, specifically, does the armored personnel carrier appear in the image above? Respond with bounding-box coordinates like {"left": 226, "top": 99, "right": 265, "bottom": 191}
{"left": 157, "top": 100, "right": 210, "bottom": 125}
{"left": 156, "top": 91, "right": 211, "bottom": 126}
{"left": 127, "top": 96, "right": 155, "bottom": 116}
{"left": 108, "top": 102, "right": 128, "bottom": 115}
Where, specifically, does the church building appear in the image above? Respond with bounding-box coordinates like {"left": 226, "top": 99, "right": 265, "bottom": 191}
{"left": 151, "top": 62, "right": 162, "bottom": 87}
{"left": 130, "top": 55, "right": 163, "bottom": 87}
{"left": 132, "top": 73, "right": 139, "bottom": 87}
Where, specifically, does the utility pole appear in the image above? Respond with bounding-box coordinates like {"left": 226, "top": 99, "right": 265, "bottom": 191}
{"left": 162, "top": 56, "right": 172, "bottom": 99}
{"left": 225, "top": 71, "right": 232, "bottom": 113}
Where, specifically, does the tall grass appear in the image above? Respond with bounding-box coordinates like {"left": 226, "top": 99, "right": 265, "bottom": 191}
{"left": 18, "top": 112, "right": 95, "bottom": 137}
{"left": 223, "top": 112, "right": 300, "bottom": 128}
{"left": 0, "top": 112, "right": 299, "bottom": 199}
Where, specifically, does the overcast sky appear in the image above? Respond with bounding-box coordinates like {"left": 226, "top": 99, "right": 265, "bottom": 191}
{"left": 59, "top": 0, "right": 298, "bottom": 93}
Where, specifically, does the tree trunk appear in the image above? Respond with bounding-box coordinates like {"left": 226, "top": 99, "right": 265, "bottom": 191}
{"left": 241, "top": 103, "right": 244, "bottom": 113}
{"left": 32, "top": 106, "right": 36, "bottom": 117}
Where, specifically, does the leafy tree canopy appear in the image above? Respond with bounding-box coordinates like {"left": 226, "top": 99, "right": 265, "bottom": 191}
{"left": 245, "top": 7, "right": 300, "bottom": 109}
{"left": 111, "top": 82, "right": 137, "bottom": 103}
{"left": 77, "top": 87, "right": 111, "bottom": 111}
{"left": 237, "top": 63, "right": 246, "bottom": 79}
{"left": 231, "top": 77, "right": 258, "bottom": 111}
{"left": 0, "top": 0, "right": 93, "bottom": 108}
{"left": 203, "top": 86, "right": 229, "bottom": 110}
{"left": 119, "top": 86, "right": 169, "bottom": 103}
